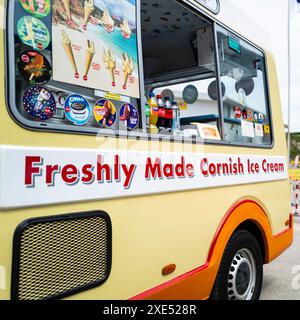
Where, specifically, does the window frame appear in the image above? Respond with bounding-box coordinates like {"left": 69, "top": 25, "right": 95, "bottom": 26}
{"left": 5, "top": 0, "right": 274, "bottom": 149}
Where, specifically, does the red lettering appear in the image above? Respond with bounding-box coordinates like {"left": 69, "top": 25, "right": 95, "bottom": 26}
{"left": 46, "top": 165, "right": 59, "bottom": 185}
{"left": 163, "top": 164, "right": 174, "bottom": 178}
{"left": 97, "top": 155, "right": 111, "bottom": 182}
{"left": 175, "top": 157, "right": 185, "bottom": 178}
{"left": 186, "top": 164, "right": 195, "bottom": 178}
{"left": 61, "top": 165, "right": 79, "bottom": 184}
{"left": 145, "top": 158, "right": 162, "bottom": 179}
{"left": 82, "top": 164, "right": 94, "bottom": 184}
{"left": 25, "top": 156, "right": 42, "bottom": 186}
{"left": 121, "top": 164, "right": 136, "bottom": 189}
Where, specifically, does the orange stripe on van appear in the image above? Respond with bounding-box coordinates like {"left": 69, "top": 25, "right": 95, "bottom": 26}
{"left": 130, "top": 199, "right": 293, "bottom": 300}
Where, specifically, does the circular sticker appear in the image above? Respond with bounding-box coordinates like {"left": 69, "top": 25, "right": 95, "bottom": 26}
{"left": 94, "top": 99, "right": 117, "bottom": 127}
{"left": 258, "top": 113, "right": 265, "bottom": 124}
{"left": 19, "top": 0, "right": 51, "bottom": 18}
{"left": 17, "top": 16, "right": 50, "bottom": 50}
{"left": 242, "top": 108, "right": 248, "bottom": 120}
{"left": 120, "top": 103, "right": 139, "bottom": 130}
{"left": 253, "top": 112, "right": 259, "bottom": 123}
{"left": 64, "top": 94, "right": 91, "bottom": 125}
{"left": 17, "top": 51, "right": 52, "bottom": 85}
{"left": 23, "top": 86, "right": 56, "bottom": 120}
{"left": 182, "top": 85, "right": 199, "bottom": 104}
{"left": 234, "top": 106, "right": 242, "bottom": 119}
{"left": 247, "top": 109, "right": 253, "bottom": 122}
{"left": 208, "top": 81, "right": 226, "bottom": 101}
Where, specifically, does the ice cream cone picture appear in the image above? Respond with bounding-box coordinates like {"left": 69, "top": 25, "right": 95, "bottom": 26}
{"left": 120, "top": 19, "right": 132, "bottom": 39}
{"left": 82, "top": 0, "right": 95, "bottom": 31}
{"left": 83, "top": 40, "right": 95, "bottom": 81}
{"left": 61, "top": 30, "right": 79, "bottom": 79}
{"left": 23, "top": 17, "right": 35, "bottom": 46}
{"left": 62, "top": 0, "right": 75, "bottom": 28}
{"left": 28, "top": 0, "right": 35, "bottom": 13}
{"left": 100, "top": 9, "right": 115, "bottom": 33}
{"left": 122, "top": 53, "right": 134, "bottom": 90}
{"left": 103, "top": 48, "right": 116, "bottom": 87}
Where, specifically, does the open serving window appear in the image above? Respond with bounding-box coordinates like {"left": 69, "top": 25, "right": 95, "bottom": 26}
{"left": 6, "top": 0, "right": 272, "bottom": 147}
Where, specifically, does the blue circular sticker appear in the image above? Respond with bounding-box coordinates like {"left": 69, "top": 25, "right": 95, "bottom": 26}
{"left": 23, "top": 86, "right": 56, "bottom": 120}
{"left": 258, "top": 113, "right": 265, "bottom": 124}
{"left": 120, "top": 103, "right": 139, "bottom": 130}
{"left": 65, "top": 94, "right": 91, "bottom": 125}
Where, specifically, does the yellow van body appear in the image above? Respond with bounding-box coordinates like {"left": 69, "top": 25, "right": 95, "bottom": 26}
{"left": 0, "top": 0, "right": 293, "bottom": 300}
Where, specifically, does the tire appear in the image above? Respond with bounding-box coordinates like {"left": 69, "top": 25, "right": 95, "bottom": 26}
{"left": 210, "top": 230, "right": 263, "bottom": 300}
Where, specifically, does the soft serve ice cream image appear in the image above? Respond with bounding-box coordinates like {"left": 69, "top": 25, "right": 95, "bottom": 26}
{"left": 82, "top": 0, "right": 95, "bottom": 31}
{"left": 122, "top": 53, "right": 134, "bottom": 90}
{"left": 61, "top": 30, "right": 79, "bottom": 79}
{"left": 120, "top": 19, "right": 132, "bottom": 39}
{"left": 100, "top": 9, "right": 115, "bottom": 33}
{"left": 103, "top": 48, "right": 116, "bottom": 87}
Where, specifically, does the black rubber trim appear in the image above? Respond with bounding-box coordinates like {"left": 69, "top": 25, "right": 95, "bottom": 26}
{"left": 11, "top": 211, "right": 112, "bottom": 300}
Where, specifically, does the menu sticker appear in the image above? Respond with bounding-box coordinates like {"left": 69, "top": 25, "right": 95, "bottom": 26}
{"left": 23, "top": 86, "right": 56, "bottom": 120}
{"left": 19, "top": 0, "right": 51, "bottom": 18}
{"left": 64, "top": 94, "right": 91, "bottom": 126}
{"left": 52, "top": 0, "right": 140, "bottom": 98}
{"left": 120, "top": 103, "right": 139, "bottom": 130}
{"left": 196, "top": 123, "right": 221, "bottom": 140}
{"left": 255, "top": 123, "right": 264, "bottom": 137}
{"left": 94, "top": 99, "right": 117, "bottom": 127}
{"left": 17, "top": 16, "right": 50, "bottom": 50}
{"left": 17, "top": 51, "right": 52, "bottom": 85}
{"left": 241, "top": 120, "right": 255, "bottom": 138}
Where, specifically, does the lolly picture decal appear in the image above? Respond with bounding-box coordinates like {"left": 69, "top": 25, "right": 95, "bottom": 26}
{"left": 94, "top": 99, "right": 117, "bottom": 128}
{"left": 52, "top": 0, "right": 140, "bottom": 98}
{"left": 19, "top": 0, "right": 51, "bottom": 18}
{"left": 17, "top": 16, "right": 50, "bottom": 50}
{"left": 64, "top": 94, "right": 91, "bottom": 126}
{"left": 23, "top": 86, "right": 56, "bottom": 120}
{"left": 17, "top": 51, "right": 52, "bottom": 85}
{"left": 120, "top": 103, "right": 139, "bottom": 130}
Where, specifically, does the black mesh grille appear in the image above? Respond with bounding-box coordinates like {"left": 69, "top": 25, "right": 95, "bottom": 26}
{"left": 12, "top": 212, "right": 112, "bottom": 300}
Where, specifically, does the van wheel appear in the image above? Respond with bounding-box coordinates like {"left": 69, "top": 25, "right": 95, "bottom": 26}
{"left": 211, "top": 230, "right": 263, "bottom": 300}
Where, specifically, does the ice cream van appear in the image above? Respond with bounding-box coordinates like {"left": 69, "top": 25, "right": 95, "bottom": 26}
{"left": 0, "top": 0, "right": 293, "bottom": 300}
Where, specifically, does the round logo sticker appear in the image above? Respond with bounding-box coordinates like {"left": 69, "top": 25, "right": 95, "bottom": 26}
{"left": 253, "top": 112, "right": 259, "bottom": 123}
{"left": 17, "top": 51, "right": 52, "bottom": 85}
{"left": 247, "top": 109, "right": 253, "bottom": 122}
{"left": 23, "top": 86, "right": 56, "bottom": 120}
{"left": 65, "top": 94, "right": 91, "bottom": 126}
{"left": 258, "top": 113, "right": 265, "bottom": 124}
{"left": 234, "top": 106, "right": 242, "bottom": 119}
{"left": 242, "top": 108, "right": 248, "bottom": 120}
{"left": 94, "top": 99, "right": 117, "bottom": 128}
{"left": 120, "top": 103, "right": 139, "bottom": 130}
{"left": 17, "top": 16, "right": 50, "bottom": 50}
{"left": 19, "top": 0, "right": 51, "bottom": 18}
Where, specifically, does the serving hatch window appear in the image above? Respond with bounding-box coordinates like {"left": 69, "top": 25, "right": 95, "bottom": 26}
{"left": 8, "top": 0, "right": 142, "bottom": 134}
{"left": 141, "top": 0, "right": 222, "bottom": 141}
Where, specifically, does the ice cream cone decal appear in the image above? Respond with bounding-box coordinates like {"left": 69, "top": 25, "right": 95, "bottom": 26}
{"left": 62, "top": 0, "right": 75, "bottom": 28}
{"left": 82, "top": 0, "right": 95, "bottom": 31}
{"left": 23, "top": 17, "right": 35, "bottom": 46}
{"left": 100, "top": 9, "right": 115, "bottom": 33}
{"left": 83, "top": 40, "right": 95, "bottom": 81}
{"left": 61, "top": 30, "right": 79, "bottom": 79}
{"left": 120, "top": 19, "right": 132, "bottom": 39}
{"left": 28, "top": 0, "right": 35, "bottom": 13}
{"left": 122, "top": 53, "right": 134, "bottom": 90}
{"left": 103, "top": 48, "right": 116, "bottom": 87}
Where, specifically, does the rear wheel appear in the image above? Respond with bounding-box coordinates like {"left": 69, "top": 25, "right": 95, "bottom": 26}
{"left": 211, "top": 230, "right": 263, "bottom": 300}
